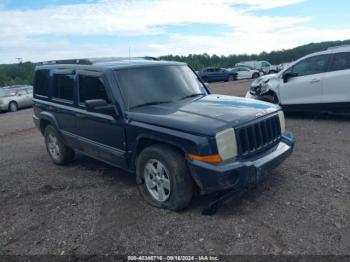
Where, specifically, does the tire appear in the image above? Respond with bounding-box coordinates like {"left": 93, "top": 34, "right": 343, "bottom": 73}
{"left": 136, "top": 144, "right": 194, "bottom": 211}
{"left": 202, "top": 76, "right": 209, "bottom": 83}
{"left": 44, "top": 125, "right": 75, "bottom": 165}
{"left": 252, "top": 73, "right": 259, "bottom": 79}
{"left": 8, "top": 101, "right": 18, "bottom": 112}
{"left": 272, "top": 94, "right": 279, "bottom": 104}
{"left": 228, "top": 75, "right": 235, "bottom": 81}
{"left": 262, "top": 93, "right": 279, "bottom": 104}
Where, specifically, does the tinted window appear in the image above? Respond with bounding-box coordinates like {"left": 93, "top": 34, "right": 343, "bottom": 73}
{"left": 115, "top": 65, "right": 207, "bottom": 108}
{"left": 53, "top": 74, "right": 74, "bottom": 101}
{"left": 34, "top": 69, "right": 50, "bottom": 97}
{"left": 291, "top": 55, "right": 329, "bottom": 77}
{"left": 78, "top": 75, "right": 110, "bottom": 104}
{"left": 330, "top": 52, "right": 350, "bottom": 71}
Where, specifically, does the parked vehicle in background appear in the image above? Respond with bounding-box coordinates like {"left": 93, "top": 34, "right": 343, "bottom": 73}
{"left": 32, "top": 57, "right": 294, "bottom": 211}
{"left": 0, "top": 85, "right": 33, "bottom": 112}
{"left": 278, "top": 62, "right": 291, "bottom": 71}
{"left": 229, "top": 66, "right": 260, "bottom": 79}
{"left": 246, "top": 45, "right": 350, "bottom": 113}
{"left": 236, "top": 61, "right": 279, "bottom": 74}
{"left": 198, "top": 67, "right": 238, "bottom": 82}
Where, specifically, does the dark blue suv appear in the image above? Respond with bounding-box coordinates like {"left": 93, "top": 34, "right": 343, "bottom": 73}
{"left": 32, "top": 58, "right": 295, "bottom": 211}
{"left": 198, "top": 67, "right": 238, "bottom": 82}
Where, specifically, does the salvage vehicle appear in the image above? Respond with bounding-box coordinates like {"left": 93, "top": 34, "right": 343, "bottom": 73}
{"left": 229, "top": 66, "right": 260, "bottom": 79}
{"left": 246, "top": 46, "right": 350, "bottom": 113}
{"left": 198, "top": 67, "right": 238, "bottom": 82}
{"left": 0, "top": 86, "right": 33, "bottom": 112}
{"left": 32, "top": 58, "right": 295, "bottom": 211}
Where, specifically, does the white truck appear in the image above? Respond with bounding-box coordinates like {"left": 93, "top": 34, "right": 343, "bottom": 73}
{"left": 235, "top": 60, "right": 279, "bottom": 74}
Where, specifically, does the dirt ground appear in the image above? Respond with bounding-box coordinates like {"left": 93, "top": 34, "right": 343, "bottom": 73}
{"left": 0, "top": 80, "right": 349, "bottom": 256}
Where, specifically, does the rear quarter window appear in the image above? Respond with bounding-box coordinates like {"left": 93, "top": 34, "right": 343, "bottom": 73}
{"left": 34, "top": 69, "right": 50, "bottom": 97}
{"left": 52, "top": 74, "right": 74, "bottom": 102}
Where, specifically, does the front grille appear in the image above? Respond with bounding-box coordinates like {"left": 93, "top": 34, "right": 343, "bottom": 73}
{"left": 236, "top": 115, "right": 281, "bottom": 157}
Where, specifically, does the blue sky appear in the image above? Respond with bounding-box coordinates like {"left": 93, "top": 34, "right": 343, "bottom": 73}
{"left": 0, "top": 0, "right": 349, "bottom": 63}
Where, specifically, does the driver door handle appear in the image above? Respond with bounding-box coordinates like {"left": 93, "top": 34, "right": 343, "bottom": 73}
{"left": 310, "top": 78, "right": 320, "bottom": 84}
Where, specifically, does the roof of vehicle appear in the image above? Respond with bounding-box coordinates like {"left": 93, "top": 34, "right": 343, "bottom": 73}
{"left": 304, "top": 45, "right": 350, "bottom": 58}
{"left": 36, "top": 57, "right": 185, "bottom": 71}
{"left": 279, "top": 45, "right": 350, "bottom": 74}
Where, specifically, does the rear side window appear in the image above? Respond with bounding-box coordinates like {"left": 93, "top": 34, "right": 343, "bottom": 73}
{"left": 330, "top": 52, "right": 350, "bottom": 71}
{"left": 34, "top": 69, "right": 50, "bottom": 97}
{"left": 78, "top": 75, "right": 110, "bottom": 105}
{"left": 53, "top": 74, "right": 74, "bottom": 102}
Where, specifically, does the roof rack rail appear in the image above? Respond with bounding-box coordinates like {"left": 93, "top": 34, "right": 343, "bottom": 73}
{"left": 37, "top": 59, "right": 92, "bottom": 66}
{"left": 327, "top": 45, "right": 350, "bottom": 50}
{"left": 37, "top": 56, "right": 160, "bottom": 66}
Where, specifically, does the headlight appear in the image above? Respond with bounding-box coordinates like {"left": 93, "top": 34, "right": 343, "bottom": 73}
{"left": 215, "top": 128, "right": 237, "bottom": 161}
{"left": 278, "top": 111, "right": 285, "bottom": 134}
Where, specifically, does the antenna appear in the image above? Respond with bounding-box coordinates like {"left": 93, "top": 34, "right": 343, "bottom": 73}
{"left": 127, "top": 46, "right": 131, "bottom": 113}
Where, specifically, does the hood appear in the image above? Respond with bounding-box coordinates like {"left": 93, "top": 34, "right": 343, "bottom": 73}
{"left": 128, "top": 95, "right": 280, "bottom": 136}
{"left": 251, "top": 74, "right": 278, "bottom": 87}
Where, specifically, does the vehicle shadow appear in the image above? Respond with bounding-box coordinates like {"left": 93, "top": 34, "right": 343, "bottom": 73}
{"left": 285, "top": 111, "right": 350, "bottom": 121}
{"left": 70, "top": 153, "right": 284, "bottom": 216}
{"left": 72, "top": 153, "right": 136, "bottom": 188}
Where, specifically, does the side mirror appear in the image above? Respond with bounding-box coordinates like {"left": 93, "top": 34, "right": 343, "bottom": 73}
{"left": 85, "top": 99, "right": 117, "bottom": 116}
{"left": 283, "top": 72, "right": 298, "bottom": 83}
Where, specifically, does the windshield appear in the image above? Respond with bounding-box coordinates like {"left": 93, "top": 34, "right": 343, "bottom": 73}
{"left": 115, "top": 65, "right": 207, "bottom": 109}
{"left": 0, "top": 89, "right": 16, "bottom": 97}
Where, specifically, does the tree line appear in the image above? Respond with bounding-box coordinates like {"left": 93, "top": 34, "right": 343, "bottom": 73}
{"left": 0, "top": 62, "right": 35, "bottom": 86}
{"left": 160, "top": 39, "right": 350, "bottom": 70}
{"left": 0, "top": 39, "right": 349, "bottom": 86}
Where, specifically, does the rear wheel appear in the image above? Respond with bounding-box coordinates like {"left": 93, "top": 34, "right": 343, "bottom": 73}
{"left": 44, "top": 125, "right": 75, "bottom": 165}
{"left": 228, "top": 75, "right": 235, "bottom": 81}
{"left": 137, "top": 144, "right": 194, "bottom": 211}
{"left": 8, "top": 101, "right": 18, "bottom": 112}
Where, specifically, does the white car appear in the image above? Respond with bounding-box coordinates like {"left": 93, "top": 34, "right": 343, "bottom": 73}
{"left": 236, "top": 61, "right": 279, "bottom": 74}
{"left": 246, "top": 45, "right": 350, "bottom": 113}
{"left": 229, "top": 67, "right": 261, "bottom": 79}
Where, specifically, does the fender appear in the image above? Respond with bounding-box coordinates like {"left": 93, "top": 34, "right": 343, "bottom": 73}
{"left": 38, "top": 111, "right": 62, "bottom": 135}
{"left": 128, "top": 123, "right": 213, "bottom": 183}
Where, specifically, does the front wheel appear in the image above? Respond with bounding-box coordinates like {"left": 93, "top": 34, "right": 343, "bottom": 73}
{"left": 137, "top": 144, "right": 194, "bottom": 211}
{"left": 8, "top": 101, "right": 18, "bottom": 112}
{"left": 252, "top": 73, "right": 259, "bottom": 79}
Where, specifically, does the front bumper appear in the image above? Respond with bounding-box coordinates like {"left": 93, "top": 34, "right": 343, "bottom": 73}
{"left": 189, "top": 132, "right": 295, "bottom": 194}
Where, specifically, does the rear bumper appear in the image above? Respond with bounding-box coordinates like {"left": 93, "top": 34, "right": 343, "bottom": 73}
{"left": 189, "top": 132, "right": 295, "bottom": 194}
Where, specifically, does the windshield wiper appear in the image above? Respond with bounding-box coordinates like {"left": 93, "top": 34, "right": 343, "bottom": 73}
{"left": 131, "top": 101, "right": 171, "bottom": 109}
{"left": 180, "top": 93, "right": 205, "bottom": 100}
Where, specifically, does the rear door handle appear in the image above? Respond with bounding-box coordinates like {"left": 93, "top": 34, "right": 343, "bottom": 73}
{"left": 310, "top": 78, "right": 320, "bottom": 84}
{"left": 75, "top": 113, "right": 87, "bottom": 119}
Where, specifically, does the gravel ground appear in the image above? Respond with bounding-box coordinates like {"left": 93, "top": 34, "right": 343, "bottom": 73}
{"left": 0, "top": 80, "right": 349, "bottom": 256}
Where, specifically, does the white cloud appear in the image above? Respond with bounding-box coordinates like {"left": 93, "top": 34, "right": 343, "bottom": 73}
{"left": 0, "top": 0, "right": 348, "bottom": 63}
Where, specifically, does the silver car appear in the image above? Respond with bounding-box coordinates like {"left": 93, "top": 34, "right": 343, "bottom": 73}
{"left": 0, "top": 87, "right": 33, "bottom": 112}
